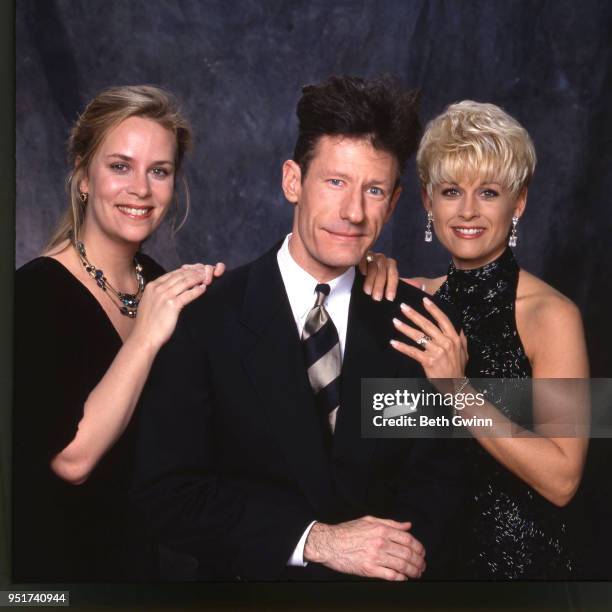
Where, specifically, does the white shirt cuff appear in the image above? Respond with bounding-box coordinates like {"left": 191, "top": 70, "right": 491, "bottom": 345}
{"left": 287, "top": 520, "right": 317, "bottom": 567}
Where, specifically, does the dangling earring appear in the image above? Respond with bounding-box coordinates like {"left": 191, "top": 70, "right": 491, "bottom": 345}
{"left": 79, "top": 191, "right": 89, "bottom": 204}
{"left": 508, "top": 216, "right": 519, "bottom": 247}
{"left": 424, "top": 210, "right": 433, "bottom": 243}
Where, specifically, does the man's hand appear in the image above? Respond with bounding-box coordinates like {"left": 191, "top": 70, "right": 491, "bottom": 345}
{"left": 303, "top": 516, "right": 425, "bottom": 581}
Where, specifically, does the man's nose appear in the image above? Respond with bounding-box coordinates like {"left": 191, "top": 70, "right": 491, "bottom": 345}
{"left": 340, "top": 188, "right": 365, "bottom": 224}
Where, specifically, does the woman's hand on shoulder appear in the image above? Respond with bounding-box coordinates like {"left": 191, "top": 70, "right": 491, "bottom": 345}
{"left": 357, "top": 252, "right": 444, "bottom": 302}
{"left": 359, "top": 251, "right": 399, "bottom": 301}
{"left": 391, "top": 298, "right": 468, "bottom": 385}
{"left": 131, "top": 262, "right": 226, "bottom": 351}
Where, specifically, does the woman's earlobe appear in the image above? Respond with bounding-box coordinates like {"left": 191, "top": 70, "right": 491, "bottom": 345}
{"left": 516, "top": 188, "right": 528, "bottom": 216}
{"left": 76, "top": 171, "right": 89, "bottom": 196}
{"left": 421, "top": 187, "right": 432, "bottom": 210}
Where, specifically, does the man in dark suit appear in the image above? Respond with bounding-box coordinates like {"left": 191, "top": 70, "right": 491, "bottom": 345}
{"left": 133, "top": 75, "right": 465, "bottom": 581}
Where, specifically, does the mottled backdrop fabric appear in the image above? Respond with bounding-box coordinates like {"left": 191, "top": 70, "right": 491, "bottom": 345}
{"left": 15, "top": 0, "right": 612, "bottom": 575}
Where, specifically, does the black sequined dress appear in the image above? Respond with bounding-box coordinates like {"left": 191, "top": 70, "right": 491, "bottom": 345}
{"left": 436, "top": 248, "right": 574, "bottom": 579}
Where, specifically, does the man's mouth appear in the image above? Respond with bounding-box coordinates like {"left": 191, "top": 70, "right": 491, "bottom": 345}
{"left": 323, "top": 228, "right": 365, "bottom": 239}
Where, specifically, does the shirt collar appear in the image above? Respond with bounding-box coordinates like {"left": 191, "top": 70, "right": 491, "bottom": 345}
{"left": 277, "top": 234, "right": 355, "bottom": 319}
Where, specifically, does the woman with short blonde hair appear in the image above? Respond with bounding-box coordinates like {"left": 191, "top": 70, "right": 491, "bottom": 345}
{"left": 389, "top": 100, "right": 589, "bottom": 579}
{"left": 416, "top": 100, "right": 536, "bottom": 198}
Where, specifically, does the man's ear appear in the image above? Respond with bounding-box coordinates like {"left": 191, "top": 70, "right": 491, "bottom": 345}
{"left": 384, "top": 185, "right": 403, "bottom": 223}
{"left": 282, "top": 160, "right": 302, "bottom": 204}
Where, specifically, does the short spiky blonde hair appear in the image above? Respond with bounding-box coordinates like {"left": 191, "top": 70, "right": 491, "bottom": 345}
{"left": 416, "top": 100, "right": 536, "bottom": 198}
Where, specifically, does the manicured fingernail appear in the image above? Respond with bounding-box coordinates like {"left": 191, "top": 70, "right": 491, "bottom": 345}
{"left": 390, "top": 339, "right": 398, "bottom": 347}
{"left": 423, "top": 297, "right": 432, "bottom": 305}
{"left": 364, "top": 286, "right": 372, "bottom": 295}
{"left": 373, "top": 293, "right": 382, "bottom": 301}
{"left": 392, "top": 317, "right": 401, "bottom": 327}
{"left": 386, "top": 293, "right": 394, "bottom": 301}
{"left": 400, "top": 303, "right": 410, "bottom": 312}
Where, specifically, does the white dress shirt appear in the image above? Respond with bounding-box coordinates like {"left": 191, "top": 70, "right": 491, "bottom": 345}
{"left": 277, "top": 233, "right": 355, "bottom": 567}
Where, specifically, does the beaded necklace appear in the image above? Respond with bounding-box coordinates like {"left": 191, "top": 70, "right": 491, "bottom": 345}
{"left": 74, "top": 240, "right": 144, "bottom": 318}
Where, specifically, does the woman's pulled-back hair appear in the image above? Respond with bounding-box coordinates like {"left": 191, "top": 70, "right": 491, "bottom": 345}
{"left": 46, "top": 84, "right": 192, "bottom": 253}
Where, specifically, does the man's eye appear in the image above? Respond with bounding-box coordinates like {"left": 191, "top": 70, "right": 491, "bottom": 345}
{"left": 328, "top": 178, "right": 344, "bottom": 187}
{"left": 368, "top": 186, "right": 384, "bottom": 197}
{"left": 110, "top": 163, "right": 128, "bottom": 172}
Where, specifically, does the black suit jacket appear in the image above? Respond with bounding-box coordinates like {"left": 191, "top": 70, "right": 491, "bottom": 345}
{"left": 132, "top": 245, "right": 466, "bottom": 581}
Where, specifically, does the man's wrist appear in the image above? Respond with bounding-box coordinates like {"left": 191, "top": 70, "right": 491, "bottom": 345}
{"left": 303, "top": 521, "right": 331, "bottom": 563}
{"left": 287, "top": 520, "right": 317, "bottom": 567}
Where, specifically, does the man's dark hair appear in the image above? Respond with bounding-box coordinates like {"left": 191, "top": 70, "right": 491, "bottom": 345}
{"left": 293, "top": 75, "right": 421, "bottom": 181}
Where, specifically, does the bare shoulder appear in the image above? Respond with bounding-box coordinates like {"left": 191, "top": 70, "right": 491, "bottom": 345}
{"left": 516, "top": 270, "right": 582, "bottom": 327}
{"left": 400, "top": 275, "right": 447, "bottom": 295}
{"left": 516, "top": 270, "right": 586, "bottom": 370}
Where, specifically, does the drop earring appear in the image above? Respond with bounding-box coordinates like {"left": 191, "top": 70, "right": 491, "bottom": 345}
{"left": 508, "top": 216, "right": 518, "bottom": 247}
{"left": 424, "top": 210, "right": 433, "bottom": 243}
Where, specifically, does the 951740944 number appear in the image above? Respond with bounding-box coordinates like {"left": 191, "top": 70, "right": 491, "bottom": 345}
{"left": 1, "top": 591, "right": 69, "bottom": 606}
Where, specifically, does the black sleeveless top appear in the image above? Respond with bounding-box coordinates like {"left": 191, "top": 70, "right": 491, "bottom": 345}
{"left": 436, "top": 248, "right": 574, "bottom": 579}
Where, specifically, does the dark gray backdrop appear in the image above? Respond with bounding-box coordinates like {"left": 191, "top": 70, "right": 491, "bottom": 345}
{"left": 15, "top": 0, "right": 612, "bottom": 582}
{"left": 16, "top": 0, "right": 612, "bottom": 376}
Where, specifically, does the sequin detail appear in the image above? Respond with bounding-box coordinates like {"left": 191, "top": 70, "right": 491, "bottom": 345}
{"left": 436, "top": 248, "right": 573, "bottom": 579}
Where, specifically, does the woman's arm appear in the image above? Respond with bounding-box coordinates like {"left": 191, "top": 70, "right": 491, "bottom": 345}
{"left": 390, "top": 295, "right": 589, "bottom": 508}
{"left": 51, "top": 262, "right": 225, "bottom": 484}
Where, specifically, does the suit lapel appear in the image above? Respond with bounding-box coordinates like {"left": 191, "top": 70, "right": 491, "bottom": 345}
{"left": 239, "top": 247, "right": 337, "bottom": 518}
{"left": 333, "top": 274, "right": 400, "bottom": 509}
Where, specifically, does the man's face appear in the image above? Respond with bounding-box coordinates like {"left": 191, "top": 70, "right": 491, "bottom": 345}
{"left": 282, "top": 135, "right": 401, "bottom": 281}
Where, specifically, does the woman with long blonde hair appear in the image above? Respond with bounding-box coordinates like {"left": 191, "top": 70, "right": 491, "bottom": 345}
{"left": 14, "top": 85, "right": 225, "bottom": 581}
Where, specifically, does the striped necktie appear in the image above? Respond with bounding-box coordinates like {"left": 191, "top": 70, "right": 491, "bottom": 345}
{"left": 301, "top": 283, "right": 341, "bottom": 432}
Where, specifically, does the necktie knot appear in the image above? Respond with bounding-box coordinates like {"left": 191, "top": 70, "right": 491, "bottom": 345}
{"left": 314, "top": 283, "right": 330, "bottom": 307}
